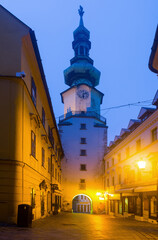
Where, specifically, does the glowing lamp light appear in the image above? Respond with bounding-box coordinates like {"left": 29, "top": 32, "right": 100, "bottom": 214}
{"left": 99, "top": 197, "right": 105, "bottom": 201}
{"left": 96, "top": 192, "right": 101, "bottom": 196}
{"left": 137, "top": 160, "right": 146, "bottom": 169}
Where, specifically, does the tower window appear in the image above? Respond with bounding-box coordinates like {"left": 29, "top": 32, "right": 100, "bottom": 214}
{"left": 80, "top": 149, "right": 87, "bottom": 156}
{"left": 80, "top": 124, "right": 86, "bottom": 130}
{"left": 80, "top": 164, "right": 87, "bottom": 171}
{"left": 80, "top": 138, "right": 86, "bottom": 144}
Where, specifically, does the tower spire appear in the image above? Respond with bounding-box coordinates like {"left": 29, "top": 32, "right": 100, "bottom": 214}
{"left": 78, "top": 6, "right": 84, "bottom": 26}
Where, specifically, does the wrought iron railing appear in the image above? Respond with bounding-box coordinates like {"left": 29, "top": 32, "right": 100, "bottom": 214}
{"left": 59, "top": 111, "right": 106, "bottom": 123}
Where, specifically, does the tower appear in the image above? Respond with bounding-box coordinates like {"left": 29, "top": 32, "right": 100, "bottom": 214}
{"left": 59, "top": 6, "right": 107, "bottom": 213}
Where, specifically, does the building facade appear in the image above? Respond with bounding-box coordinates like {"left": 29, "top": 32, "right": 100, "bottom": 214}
{"left": 104, "top": 99, "right": 158, "bottom": 223}
{"left": 59, "top": 6, "right": 107, "bottom": 213}
{"left": 0, "top": 5, "right": 63, "bottom": 223}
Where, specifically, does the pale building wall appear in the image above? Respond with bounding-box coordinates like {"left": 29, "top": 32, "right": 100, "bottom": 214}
{"left": 59, "top": 116, "right": 107, "bottom": 213}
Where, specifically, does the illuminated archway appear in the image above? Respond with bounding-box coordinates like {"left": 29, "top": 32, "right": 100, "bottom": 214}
{"left": 72, "top": 194, "right": 93, "bottom": 214}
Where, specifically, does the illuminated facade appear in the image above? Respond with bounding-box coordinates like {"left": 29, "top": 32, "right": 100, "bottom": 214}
{"left": 0, "top": 5, "right": 63, "bottom": 223}
{"left": 104, "top": 100, "right": 158, "bottom": 223}
{"left": 59, "top": 6, "right": 107, "bottom": 213}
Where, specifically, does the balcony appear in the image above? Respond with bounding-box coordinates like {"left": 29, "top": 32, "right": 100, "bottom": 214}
{"left": 59, "top": 111, "right": 106, "bottom": 124}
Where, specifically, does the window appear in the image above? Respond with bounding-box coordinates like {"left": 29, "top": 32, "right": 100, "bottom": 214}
{"left": 55, "top": 168, "right": 57, "bottom": 180}
{"left": 80, "top": 124, "right": 86, "bottom": 130}
{"left": 107, "top": 178, "right": 109, "bottom": 187}
{"left": 79, "top": 179, "right": 86, "bottom": 189}
{"left": 80, "top": 164, "right": 87, "bottom": 171}
{"left": 112, "top": 176, "right": 115, "bottom": 186}
{"left": 118, "top": 153, "right": 121, "bottom": 162}
{"left": 126, "top": 147, "right": 130, "bottom": 158}
{"left": 31, "top": 131, "right": 36, "bottom": 158}
{"left": 30, "top": 188, "right": 36, "bottom": 209}
{"left": 112, "top": 158, "right": 114, "bottom": 166}
{"left": 80, "top": 138, "right": 86, "bottom": 144}
{"left": 31, "top": 77, "right": 36, "bottom": 106}
{"left": 80, "top": 179, "right": 85, "bottom": 183}
{"left": 151, "top": 128, "right": 157, "bottom": 142}
{"left": 136, "top": 139, "right": 141, "bottom": 152}
{"left": 107, "top": 161, "right": 109, "bottom": 169}
{"left": 80, "top": 46, "right": 84, "bottom": 55}
{"left": 48, "top": 157, "right": 51, "bottom": 174}
{"left": 80, "top": 149, "right": 87, "bottom": 156}
{"left": 52, "top": 163, "right": 54, "bottom": 177}
{"left": 42, "top": 107, "right": 45, "bottom": 128}
{"left": 58, "top": 172, "right": 59, "bottom": 182}
{"left": 81, "top": 195, "right": 83, "bottom": 199}
{"left": 48, "top": 125, "right": 54, "bottom": 147}
{"left": 42, "top": 148, "right": 45, "bottom": 167}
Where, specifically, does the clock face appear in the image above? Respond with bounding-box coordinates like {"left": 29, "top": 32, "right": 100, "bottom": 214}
{"left": 77, "top": 89, "right": 89, "bottom": 99}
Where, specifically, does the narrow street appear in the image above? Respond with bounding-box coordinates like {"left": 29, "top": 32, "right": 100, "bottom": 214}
{"left": 1, "top": 213, "right": 158, "bottom": 240}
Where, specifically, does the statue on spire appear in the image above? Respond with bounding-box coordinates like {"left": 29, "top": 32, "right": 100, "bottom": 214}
{"left": 78, "top": 6, "right": 84, "bottom": 17}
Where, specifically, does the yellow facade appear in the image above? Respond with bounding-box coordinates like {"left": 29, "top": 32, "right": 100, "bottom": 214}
{"left": 0, "top": 5, "right": 63, "bottom": 223}
{"left": 104, "top": 104, "right": 158, "bottom": 223}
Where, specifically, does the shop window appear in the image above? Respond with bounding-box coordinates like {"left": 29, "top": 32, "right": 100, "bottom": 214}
{"left": 42, "top": 148, "right": 45, "bottom": 167}
{"left": 124, "top": 197, "right": 128, "bottom": 212}
{"left": 31, "top": 77, "right": 36, "bottom": 106}
{"left": 150, "top": 196, "right": 157, "bottom": 218}
{"left": 110, "top": 200, "right": 115, "bottom": 212}
{"left": 136, "top": 197, "right": 142, "bottom": 216}
{"left": 144, "top": 198, "right": 149, "bottom": 211}
{"left": 151, "top": 128, "right": 157, "bottom": 142}
{"left": 31, "top": 131, "right": 36, "bottom": 158}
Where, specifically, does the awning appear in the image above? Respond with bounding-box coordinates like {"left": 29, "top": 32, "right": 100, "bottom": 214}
{"left": 135, "top": 185, "right": 157, "bottom": 192}
{"left": 115, "top": 188, "right": 134, "bottom": 193}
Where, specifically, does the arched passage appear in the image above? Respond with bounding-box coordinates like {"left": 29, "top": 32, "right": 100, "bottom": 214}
{"left": 72, "top": 194, "right": 92, "bottom": 214}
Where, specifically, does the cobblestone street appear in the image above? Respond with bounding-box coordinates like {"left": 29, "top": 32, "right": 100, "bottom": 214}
{"left": 1, "top": 213, "right": 158, "bottom": 240}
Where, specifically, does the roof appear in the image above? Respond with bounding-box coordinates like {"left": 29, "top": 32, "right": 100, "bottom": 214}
{"left": 137, "top": 107, "right": 156, "bottom": 120}
{"left": 148, "top": 25, "right": 158, "bottom": 73}
{"left": 128, "top": 119, "right": 141, "bottom": 129}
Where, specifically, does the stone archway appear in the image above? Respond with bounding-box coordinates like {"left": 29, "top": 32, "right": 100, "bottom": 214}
{"left": 72, "top": 194, "right": 92, "bottom": 213}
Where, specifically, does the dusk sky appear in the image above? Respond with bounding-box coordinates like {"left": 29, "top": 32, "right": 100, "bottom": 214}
{"left": 1, "top": 0, "right": 158, "bottom": 143}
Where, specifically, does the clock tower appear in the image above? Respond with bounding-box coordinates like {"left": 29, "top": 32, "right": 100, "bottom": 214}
{"left": 59, "top": 6, "right": 107, "bottom": 214}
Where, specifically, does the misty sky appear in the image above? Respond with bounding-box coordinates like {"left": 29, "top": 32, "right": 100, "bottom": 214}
{"left": 1, "top": 0, "right": 158, "bottom": 144}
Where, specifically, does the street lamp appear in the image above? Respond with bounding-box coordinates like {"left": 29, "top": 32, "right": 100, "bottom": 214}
{"left": 137, "top": 158, "right": 158, "bottom": 222}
